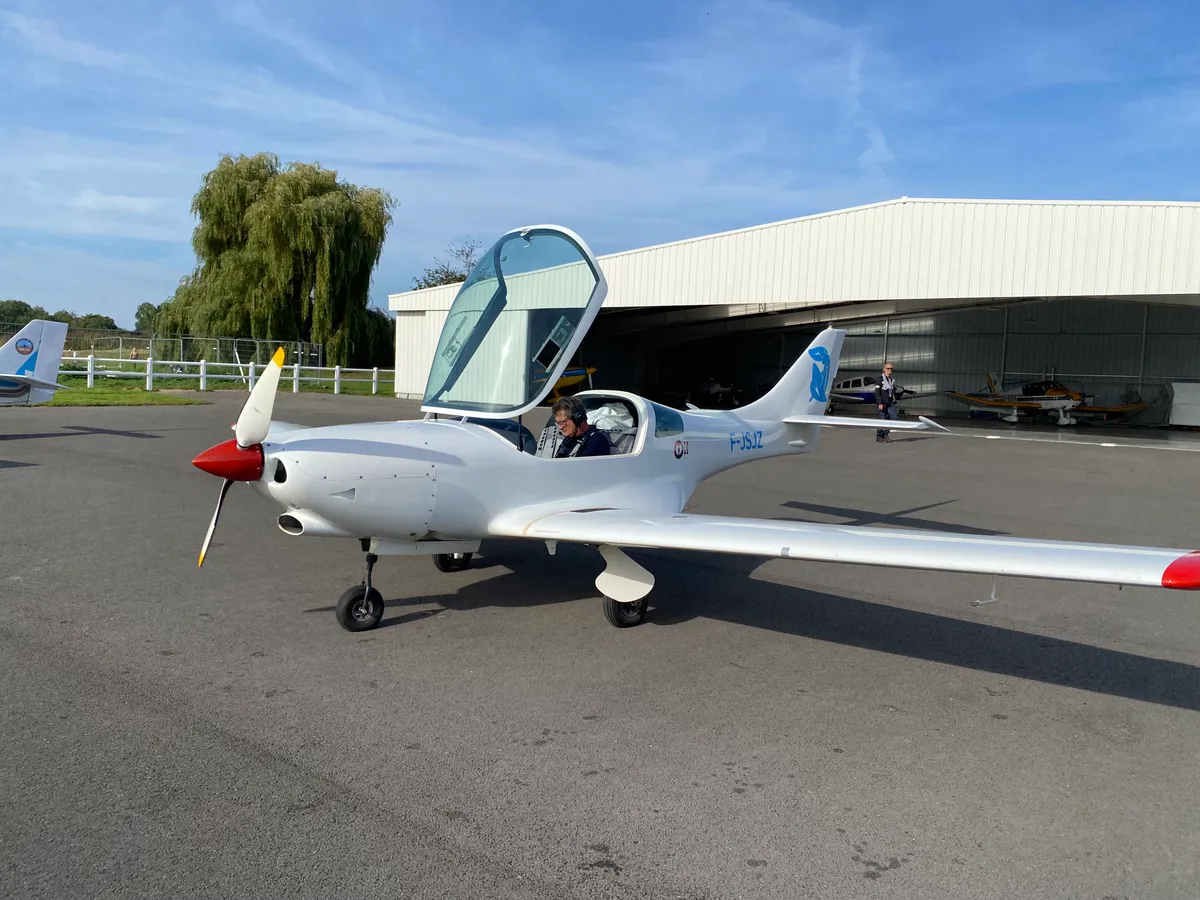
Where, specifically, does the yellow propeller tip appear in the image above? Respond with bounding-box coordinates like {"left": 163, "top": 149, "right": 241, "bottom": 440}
{"left": 198, "top": 554, "right": 205, "bottom": 567}
{"left": 272, "top": 347, "right": 285, "bottom": 366}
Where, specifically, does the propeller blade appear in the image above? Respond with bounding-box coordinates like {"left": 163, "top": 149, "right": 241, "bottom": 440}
{"left": 235, "top": 347, "right": 286, "bottom": 448}
{"left": 198, "top": 478, "right": 234, "bottom": 567}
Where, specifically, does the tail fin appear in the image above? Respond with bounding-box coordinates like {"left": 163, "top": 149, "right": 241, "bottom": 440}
{"left": 0, "top": 319, "right": 69, "bottom": 404}
{"left": 1, "top": 320, "right": 68, "bottom": 380}
{"left": 737, "top": 326, "right": 846, "bottom": 421}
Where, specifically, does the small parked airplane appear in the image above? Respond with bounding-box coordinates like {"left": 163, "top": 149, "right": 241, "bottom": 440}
{"left": 826, "top": 375, "right": 936, "bottom": 409}
{"left": 828, "top": 374, "right": 886, "bottom": 406}
{"left": 191, "top": 225, "right": 1200, "bottom": 633}
{"left": 945, "top": 374, "right": 1093, "bottom": 426}
{"left": 0, "top": 319, "right": 68, "bottom": 406}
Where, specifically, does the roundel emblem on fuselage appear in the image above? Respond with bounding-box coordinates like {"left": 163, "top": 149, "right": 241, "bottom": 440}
{"left": 15, "top": 339, "right": 34, "bottom": 355}
{"left": 674, "top": 439, "right": 685, "bottom": 459}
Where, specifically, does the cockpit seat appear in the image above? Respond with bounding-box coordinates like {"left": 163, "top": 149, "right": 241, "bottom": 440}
{"left": 607, "top": 429, "right": 637, "bottom": 455}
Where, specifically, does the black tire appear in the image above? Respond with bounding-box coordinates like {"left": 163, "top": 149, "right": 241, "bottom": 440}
{"left": 335, "top": 584, "right": 385, "bottom": 632}
{"left": 433, "top": 552, "right": 472, "bottom": 573}
{"left": 603, "top": 596, "right": 648, "bottom": 628}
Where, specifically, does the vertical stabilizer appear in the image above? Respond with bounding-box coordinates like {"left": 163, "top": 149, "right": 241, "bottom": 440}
{"left": 736, "top": 326, "right": 846, "bottom": 422}
{"left": 0, "top": 319, "right": 69, "bottom": 405}
{"left": 0, "top": 319, "right": 68, "bottom": 379}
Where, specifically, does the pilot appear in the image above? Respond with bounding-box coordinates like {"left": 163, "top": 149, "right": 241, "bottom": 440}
{"left": 552, "top": 397, "right": 610, "bottom": 458}
{"left": 875, "top": 361, "right": 900, "bottom": 442}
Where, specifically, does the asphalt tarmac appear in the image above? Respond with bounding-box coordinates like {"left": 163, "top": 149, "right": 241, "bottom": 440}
{"left": 2, "top": 391, "right": 1199, "bottom": 899}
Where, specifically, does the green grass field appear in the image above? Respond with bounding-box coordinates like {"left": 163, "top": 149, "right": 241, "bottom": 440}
{"left": 49, "top": 378, "right": 208, "bottom": 406}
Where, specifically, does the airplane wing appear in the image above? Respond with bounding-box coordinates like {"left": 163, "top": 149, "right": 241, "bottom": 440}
{"left": 492, "top": 507, "right": 1200, "bottom": 591}
{"left": 945, "top": 393, "right": 1052, "bottom": 410}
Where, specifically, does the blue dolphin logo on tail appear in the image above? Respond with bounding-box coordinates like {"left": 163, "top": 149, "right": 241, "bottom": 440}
{"left": 731, "top": 325, "right": 844, "bottom": 421}
{"left": 808, "top": 346, "right": 831, "bottom": 403}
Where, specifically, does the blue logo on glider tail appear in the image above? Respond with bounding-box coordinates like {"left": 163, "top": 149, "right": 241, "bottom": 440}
{"left": 808, "top": 346, "right": 831, "bottom": 403}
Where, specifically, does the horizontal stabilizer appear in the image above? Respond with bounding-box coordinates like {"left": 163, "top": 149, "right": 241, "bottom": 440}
{"left": 0, "top": 374, "right": 66, "bottom": 391}
{"left": 783, "top": 413, "right": 952, "bottom": 434}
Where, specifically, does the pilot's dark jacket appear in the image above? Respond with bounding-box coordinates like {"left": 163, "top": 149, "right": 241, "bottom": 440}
{"left": 555, "top": 426, "right": 610, "bottom": 458}
{"left": 874, "top": 375, "right": 900, "bottom": 406}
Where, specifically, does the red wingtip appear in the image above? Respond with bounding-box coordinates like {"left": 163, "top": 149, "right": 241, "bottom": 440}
{"left": 1162, "top": 551, "right": 1200, "bottom": 590}
{"left": 192, "top": 438, "right": 264, "bottom": 482}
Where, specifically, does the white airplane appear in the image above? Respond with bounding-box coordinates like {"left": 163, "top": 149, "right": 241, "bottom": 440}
{"left": 828, "top": 375, "right": 918, "bottom": 407}
{"left": 0, "top": 319, "right": 68, "bottom": 406}
{"left": 191, "top": 225, "right": 1200, "bottom": 633}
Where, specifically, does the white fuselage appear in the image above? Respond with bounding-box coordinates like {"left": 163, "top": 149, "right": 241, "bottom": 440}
{"left": 249, "top": 391, "right": 819, "bottom": 545}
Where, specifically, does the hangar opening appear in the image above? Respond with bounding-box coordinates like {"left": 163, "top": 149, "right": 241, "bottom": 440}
{"left": 574, "top": 297, "right": 1200, "bottom": 425}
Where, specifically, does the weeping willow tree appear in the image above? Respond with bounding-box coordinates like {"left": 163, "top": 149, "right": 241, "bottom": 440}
{"left": 158, "top": 152, "right": 396, "bottom": 366}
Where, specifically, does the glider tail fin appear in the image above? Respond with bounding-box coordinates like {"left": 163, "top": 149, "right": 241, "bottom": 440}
{"left": 0, "top": 319, "right": 68, "bottom": 381}
{"left": 0, "top": 319, "right": 69, "bottom": 404}
{"left": 737, "top": 326, "right": 846, "bottom": 422}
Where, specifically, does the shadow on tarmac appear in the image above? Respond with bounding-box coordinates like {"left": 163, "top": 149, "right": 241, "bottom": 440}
{"left": 311, "top": 536, "right": 1200, "bottom": 713}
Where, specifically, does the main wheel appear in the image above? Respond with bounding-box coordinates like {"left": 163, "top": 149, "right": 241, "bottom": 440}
{"left": 433, "top": 552, "right": 472, "bottom": 573}
{"left": 603, "top": 596, "right": 648, "bottom": 628}
{"left": 335, "top": 584, "right": 385, "bottom": 632}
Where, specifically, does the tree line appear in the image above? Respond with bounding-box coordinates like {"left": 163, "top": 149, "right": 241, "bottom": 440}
{"left": 0, "top": 300, "right": 121, "bottom": 332}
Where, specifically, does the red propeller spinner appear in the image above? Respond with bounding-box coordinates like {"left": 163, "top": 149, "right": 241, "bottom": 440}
{"left": 192, "top": 439, "right": 264, "bottom": 481}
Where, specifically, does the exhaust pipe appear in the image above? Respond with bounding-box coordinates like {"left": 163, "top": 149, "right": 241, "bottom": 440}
{"left": 277, "top": 509, "right": 352, "bottom": 538}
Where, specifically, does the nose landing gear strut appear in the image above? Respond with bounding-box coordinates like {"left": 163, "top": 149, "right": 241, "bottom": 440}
{"left": 334, "top": 551, "right": 385, "bottom": 632}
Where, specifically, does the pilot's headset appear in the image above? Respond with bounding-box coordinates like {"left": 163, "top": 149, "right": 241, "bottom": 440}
{"left": 565, "top": 397, "right": 588, "bottom": 429}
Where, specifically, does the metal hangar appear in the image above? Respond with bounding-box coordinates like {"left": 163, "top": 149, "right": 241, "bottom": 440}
{"left": 389, "top": 197, "right": 1200, "bottom": 420}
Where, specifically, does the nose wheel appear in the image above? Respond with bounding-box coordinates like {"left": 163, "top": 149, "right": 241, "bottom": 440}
{"left": 335, "top": 552, "right": 385, "bottom": 632}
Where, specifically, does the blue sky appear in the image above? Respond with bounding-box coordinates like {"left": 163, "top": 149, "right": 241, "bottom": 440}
{"left": 2, "top": 0, "right": 1198, "bottom": 329}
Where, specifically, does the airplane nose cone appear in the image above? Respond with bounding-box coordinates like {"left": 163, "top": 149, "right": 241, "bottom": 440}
{"left": 192, "top": 438, "right": 264, "bottom": 481}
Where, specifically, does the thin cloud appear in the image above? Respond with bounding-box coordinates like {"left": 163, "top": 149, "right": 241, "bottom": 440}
{"left": 213, "top": 0, "right": 389, "bottom": 104}
{"left": 70, "top": 189, "right": 168, "bottom": 216}
{"left": 0, "top": 10, "right": 128, "bottom": 70}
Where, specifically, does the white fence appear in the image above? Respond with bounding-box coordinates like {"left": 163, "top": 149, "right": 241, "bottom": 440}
{"left": 59, "top": 356, "right": 396, "bottom": 395}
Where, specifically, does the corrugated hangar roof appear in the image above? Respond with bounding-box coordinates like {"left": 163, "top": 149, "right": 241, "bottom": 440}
{"left": 389, "top": 197, "right": 1200, "bottom": 315}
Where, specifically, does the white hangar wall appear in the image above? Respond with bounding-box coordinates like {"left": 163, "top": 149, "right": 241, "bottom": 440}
{"left": 390, "top": 198, "right": 1200, "bottom": 400}
{"left": 583, "top": 198, "right": 1200, "bottom": 308}
{"left": 393, "top": 309, "right": 448, "bottom": 399}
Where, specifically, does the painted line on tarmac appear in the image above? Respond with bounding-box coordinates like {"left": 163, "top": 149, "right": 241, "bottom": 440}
{"left": 960, "top": 432, "right": 1200, "bottom": 453}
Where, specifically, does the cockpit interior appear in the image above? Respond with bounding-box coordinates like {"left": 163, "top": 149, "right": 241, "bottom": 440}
{"left": 465, "top": 393, "right": 644, "bottom": 458}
